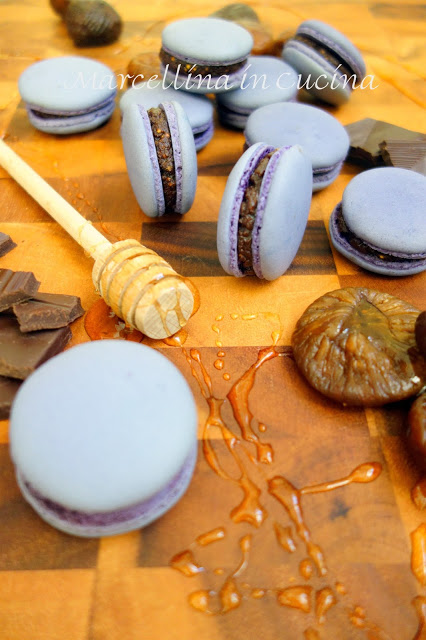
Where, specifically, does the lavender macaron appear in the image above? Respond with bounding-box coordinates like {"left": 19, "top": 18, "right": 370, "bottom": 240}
{"left": 217, "top": 143, "right": 313, "bottom": 280}
{"left": 120, "top": 83, "right": 214, "bottom": 151}
{"left": 282, "top": 20, "right": 366, "bottom": 105}
{"left": 160, "top": 17, "right": 253, "bottom": 94}
{"left": 9, "top": 340, "right": 198, "bottom": 538}
{"left": 244, "top": 102, "right": 349, "bottom": 191}
{"left": 121, "top": 100, "right": 197, "bottom": 217}
{"left": 216, "top": 56, "right": 298, "bottom": 129}
{"left": 329, "top": 167, "right": 426, "bottom": 276}
{"left": 18, "top": 56, "right": 116, "bottom": 135}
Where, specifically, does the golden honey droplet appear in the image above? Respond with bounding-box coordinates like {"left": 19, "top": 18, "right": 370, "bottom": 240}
{"left": 215, "top": 314, "right": 224, "bottom": 321}
{"left": 350, "top": 462, "right": 382, "bottom": 483}
{"left": 188, "top": 590, "right": 211, "bottom": 613}
{"left": 299, "top": 558, "right": 314, "bottom": 580}
{"left": 214, "top": 568, "right": 225, "bottom": 576}
{"left": 251, "top": 588, "right": 266, "bottom": 599}
{"left": 277, "top": 586, "right": 312, "bottom": 613}
{"left": 217, "top": 350, "right": 226, "bottom": 358}
{"left": 216, "top": 341, "right": 223, "bottom": 347}
{"left": 170, "top": 550, "right": 203, "bottom": 577}
{"left": 214, "top": 359, "right": 224, "bottom": 370}
{"left": 223, "top": 373, "right": 231, "bottom": 381}
{"left": 258, "top": 423, "right": 267, "bottom": 433}
{"left": 230, "top": 313, "right": 239, "bottom": 320}
{"left": 335, "top": 582, "right": 346, "bottom": 595}
{"left": 196, "top": 527, "right": 226, "bottom": 546}
{"left": 220, "top": 579, "right": 241, "bottom": 613}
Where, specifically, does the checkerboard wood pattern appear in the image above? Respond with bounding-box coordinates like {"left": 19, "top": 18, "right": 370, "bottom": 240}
{"left": 0, "top": 1, "right": 425, "bottom": 639}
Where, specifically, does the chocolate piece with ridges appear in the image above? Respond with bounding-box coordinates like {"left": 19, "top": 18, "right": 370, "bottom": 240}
{"left": 0, "top": 316, "right": 71, "bottom": 380}
{"left": 0, "top": 376, "right": 21, "bottom": 420}
{"left": 0, "top": 232, "right": 17, "bottom": 257}
{"left": 13, "top": 293, "right": 84, "bottom": 332}
{"left": 0, "top": 269, "right": 40, "bottom": 312}
{"left": 345, "top": 118, "right": 426, "bottom": 167}
{"left": 379, "top": 139, "right": 426, "bottom": 176}
{"left": 416, "top": 312, "right": 426, "bottom": 358}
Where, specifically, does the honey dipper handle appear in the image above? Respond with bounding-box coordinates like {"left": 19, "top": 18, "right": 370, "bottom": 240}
{"left": 0, "top": 139, "right": 111, "bottom": 260}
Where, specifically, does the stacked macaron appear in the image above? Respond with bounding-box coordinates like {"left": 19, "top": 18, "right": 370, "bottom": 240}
{"left": 10, "top": 341, "right": 198, "bottom": 537}
{"left": 216, "top": 56, "right": 298, "bottom": 129}
{"left": 282, "top": 19, "right": 366, "bottom": 105}
{"left": 244, "top": 102, "right": 349, "bottom": 191}
{"left": 329, "top": 167, "right": 426, "bottom": 275}
{"left": 18, "top": 56, "right": 116, "bottom": 135}
{"left": 160, "top": 17, "right": 254, "bottom": 93}
{"left": 217, "top": 143, "right": 313, "bottom": 280}
{"left": 120, "top": 101, "right": 197, "bottom": 217}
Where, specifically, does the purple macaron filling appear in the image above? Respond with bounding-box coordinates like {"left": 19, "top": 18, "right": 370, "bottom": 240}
{"left": 229, "top": 144, "right": 275, "bottom": 276}
{"left": 162, "top": 102, "right": 183, "bottom": 213}
{"left": 330, "top": 202, "right": 426, "bottom": 271}
{"left": 18, "top": 445, "right": 197, "bottom": 531}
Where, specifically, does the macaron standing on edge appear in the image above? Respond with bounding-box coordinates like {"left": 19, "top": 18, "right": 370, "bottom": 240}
{"left": 160, "top": 17, "right": 253, "bottom": 94}
{"left": 217, "top": 142, "right": 313, "bottom": 281}
{"left": 121, "top": 100, "right": 197, "bottom": 217}
{"left": 244, "top": 102, "right": 349, "bottom": 191}
{"left": 282, "top": 19, "right": 366, "bottom": 105}
{"left": 9, "top": 340, "right": 199, "bottom": 538}
{"left": 216, "top": 56, "right": 299, "bottom": 129}
{"left": 18, "top": 56, "right": 117, "bottom": 135}
{"left": 120, "top": 83, "right": 214, "bottom": 151}
{"left": 329, "top": 167, "right": 426, "bottom": 276}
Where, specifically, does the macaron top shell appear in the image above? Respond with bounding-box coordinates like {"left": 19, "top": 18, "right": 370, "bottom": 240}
{"left": 217, "top": 56, "right": 298, "bottom": 111}
{"left": 120, "top": 83, "right": 213, "bottom": 133}
{"left": 245, "top": 102, "right": 349, "bottom": 169}
{"left": 18, "top": 56, "right": 116, "bottom": 113}
{"left": 297, "top": 19, "right": 366, "bottom": 78}
{"left": 161, "top": 17, "right": 253, "bottom": 64}
{"left": 342, "top": 167, "right": 426, "bottom": 255}
{"left": 10, "top": 341, "right": 198, "bottom": 513}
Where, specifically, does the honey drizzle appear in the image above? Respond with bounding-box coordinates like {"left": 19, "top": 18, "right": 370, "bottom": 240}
{"left": 170, "top": 550, "right": 203, "bottom": 577}
{"left": 410, "top": 523, "right": 426, "bottom": 587}
{"left": 227, "top": 347, "right": 277, "bottom": 464}
{"left": 301, "top": 463, "right": 383, "bottom": 496}
{"left": 268, "top": 476, "right": 327, "bottom": 576}
{"left": 413, "top": 596, "right": 426, "bottom": 640}
{"left": 273, "top": 522, "right": 296, "bottom": 553}
{"left": 315, "top": 587, "right": 336, "bottom": 624}
{"left": 196, "top": 527, "right": 226, "bottom": 546}
{"left": 169, "top": 314, "right": 387, "bottom": 634}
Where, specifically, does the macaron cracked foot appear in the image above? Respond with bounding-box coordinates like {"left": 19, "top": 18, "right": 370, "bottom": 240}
{"left": 217, "top": 143, "right": 313, "bottom": 280}
{"left": 121, "top": 100, "right": 197, "bottom": 217}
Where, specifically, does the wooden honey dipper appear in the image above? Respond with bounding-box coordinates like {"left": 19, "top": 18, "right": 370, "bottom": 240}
{"left": 0, "top": 140, "right": 194, "bottom": 339}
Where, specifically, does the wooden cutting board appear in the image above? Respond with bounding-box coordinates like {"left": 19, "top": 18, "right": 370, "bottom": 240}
{"left": 0, "top": 1, "right": 425, "bottom": 639}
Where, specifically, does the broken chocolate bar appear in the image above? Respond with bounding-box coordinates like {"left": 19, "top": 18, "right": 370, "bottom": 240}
{"left": 13, "top": 293, "right": 84, "bottom": 332}
{"left": 0, "top": 269, "right": 40, "bottom": 312}
{"left": 0, "top": 315, "right": 71, "bottom": 380}
{"left": 345, "top": 118, "right": 426, "bottom": 167}
{"left": 0, "top": 232, "right": 17, "bottom": 258}
{"left": 379, "top": 139, "right": 426, "bottom": 176}
{"left": 0, "top": 375, "right": 21, "bottom": 420}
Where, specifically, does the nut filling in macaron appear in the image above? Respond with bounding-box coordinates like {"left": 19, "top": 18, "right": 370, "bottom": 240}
{"left": 160, "top": 49, "right": 245, "bottom": 78}
{"left": 238, "top": 150, "right": 274, "bottom": 274}
{"left": 332, "top": 203, "right": 426, "bottom": 268}
{"left": 148, "top": 106, "right": 176, "bottom": 211}
{"left": 293, "top": 34, "right": 355, "bottom": 80}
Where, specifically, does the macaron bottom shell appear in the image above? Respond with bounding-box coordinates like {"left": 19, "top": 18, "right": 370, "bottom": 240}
{"left": 16, "top": 445, "right": 197, "bottom": 538}
{"left": 25, "top": 96, "right": 116, "bottom": 135}
{"left": 329, "top": 203, "right": 426, "bottom": 276}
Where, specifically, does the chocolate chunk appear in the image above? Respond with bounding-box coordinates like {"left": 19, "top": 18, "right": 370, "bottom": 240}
{"left": 0, "top": 269, "right": 40, "bottom": 312}
{"left": 379, "top": 140, "right": 426, "bottom": 176}
{"left": 0, "top": 375, "right": 21, "bottom": 420}
{"left": 210, "top": 3, "right": 260, "bottom": 23}
{"left": 345, "top": 118, "right": 426, "bottom": 167}
{"left": 0, "top": 232, "right": 17, "bottom": 258}
{"left": 0, "top": 316, "right": 71, "bottom": 380}
{"left": 148, "top": 107, "right": 176, "bottom": 212}
{"left": 12, "top": 293, "right": 84, "bottom": 332}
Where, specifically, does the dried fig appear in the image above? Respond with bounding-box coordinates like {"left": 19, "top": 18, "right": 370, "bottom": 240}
{"left": 65, "top": 0, "right": 122, "bottom": 47}
{"left": 292, "top": 287, "right": 425, "bottom": 406}
{"left": 415, "top": 311, "right": 426, "bottom": 357}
